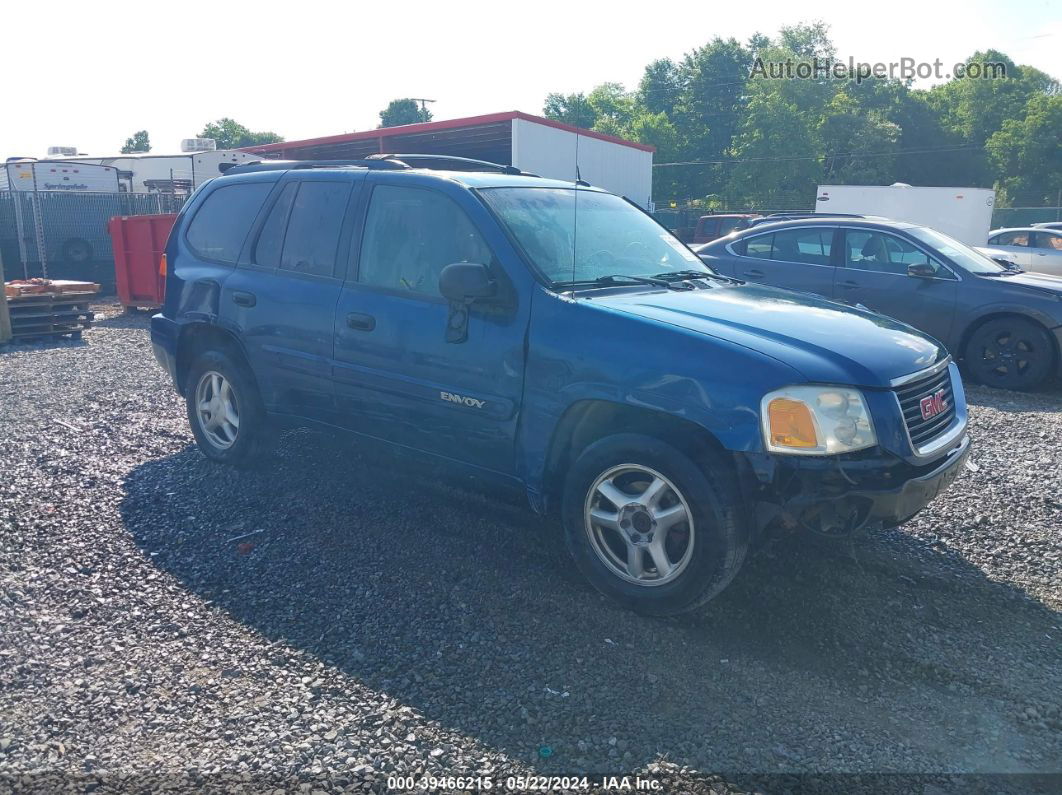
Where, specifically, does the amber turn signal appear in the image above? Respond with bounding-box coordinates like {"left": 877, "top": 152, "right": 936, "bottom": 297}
{"left": 767, "top": 398, "right": 819, "bottom": 449}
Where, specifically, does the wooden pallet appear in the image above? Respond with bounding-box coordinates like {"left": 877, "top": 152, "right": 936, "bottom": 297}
{"left": 5, "top": 292, "right": 95, "bottom": 341}
{"left": 5, "top": 280, "right": 101, "bottom": 298}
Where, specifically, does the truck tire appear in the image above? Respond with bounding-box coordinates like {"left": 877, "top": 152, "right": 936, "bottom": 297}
{"left": 964, "top": 317, "right": 1055, "bottom": 391}
{"left": 185, "top": 349, "right": 269, "bottom": 468}
{"left": 561, "top": 433, "right": 748, "bottom": 616}
{"left": 61, "top": 237, "right": 93, "bottom": 264}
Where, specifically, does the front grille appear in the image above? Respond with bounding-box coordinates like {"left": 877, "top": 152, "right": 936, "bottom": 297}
{"left": 895, "top": 366, "right": 957, "bottom": 449}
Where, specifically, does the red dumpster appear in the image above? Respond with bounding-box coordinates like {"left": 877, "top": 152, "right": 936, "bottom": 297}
{"left": 108, "top": 214, "right": 176, "bottom": 309}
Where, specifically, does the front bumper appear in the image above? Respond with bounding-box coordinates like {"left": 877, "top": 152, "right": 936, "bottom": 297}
{"left": 741, "top": 433, "right": 970, "bottom": 537}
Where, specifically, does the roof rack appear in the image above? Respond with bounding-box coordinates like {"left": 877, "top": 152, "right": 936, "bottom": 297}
{"left": 219, "top": 153, "right": 535, "bottom": 177}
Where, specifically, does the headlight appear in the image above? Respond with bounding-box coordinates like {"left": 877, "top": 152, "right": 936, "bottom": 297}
{"left": 761, "top": 386, "right": 877, "bottom": 455}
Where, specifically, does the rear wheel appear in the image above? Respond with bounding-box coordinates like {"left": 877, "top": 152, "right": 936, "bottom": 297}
{"left": 185, "top": 349, "right": 268, "bottom": 467}
{"left": 964, "top": 317, "right": 1054, "bottom": 391}
{"left": 562, "top": 433, "right": 748, "bottom": 616}
{"left": 61, "top": 237, "right": 93, "bottom": 263}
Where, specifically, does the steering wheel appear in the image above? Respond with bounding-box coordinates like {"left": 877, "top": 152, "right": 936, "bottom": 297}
{"left": 585, "top": 249, "right": 617, "bottom": 269}
{"left": 623, "top": 241, "right": 650, "bottom": 260}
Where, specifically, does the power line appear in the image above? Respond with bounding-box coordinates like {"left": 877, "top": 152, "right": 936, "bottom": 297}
{"left": 653, "top": 144, "right": 984, "bottom": 167}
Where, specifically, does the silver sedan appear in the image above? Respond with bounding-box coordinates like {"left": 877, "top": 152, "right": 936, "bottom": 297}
{"left": 984, "top": 227, "right": 1062, "bottom": 276}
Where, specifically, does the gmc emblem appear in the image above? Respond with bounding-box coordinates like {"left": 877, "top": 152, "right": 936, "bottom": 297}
{"left": 920, "top": 389, "right": 947, "bottom": 421}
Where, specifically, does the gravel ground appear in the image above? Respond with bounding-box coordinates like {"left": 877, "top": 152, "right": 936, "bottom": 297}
{"left": 1, "top": 301, "right": 1060, "bottom": 794}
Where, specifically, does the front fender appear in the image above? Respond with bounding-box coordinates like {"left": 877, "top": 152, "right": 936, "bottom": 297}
{"left": 517, "top": 289, "right": 806, "bottom": 494}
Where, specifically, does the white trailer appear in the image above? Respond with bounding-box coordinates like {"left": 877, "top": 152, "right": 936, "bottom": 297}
{"left": 59, "top": 149, "right": 259, "bottom": 193}
{"left": 814, "top": 183, "right": 995, "bottom": 245}
{"left": 0, "top": 159, "right": 119, "bottom": 192}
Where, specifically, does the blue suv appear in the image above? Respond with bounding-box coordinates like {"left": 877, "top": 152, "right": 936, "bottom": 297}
{"left": 151, "top": 156, "right": 970, "bottom": 615}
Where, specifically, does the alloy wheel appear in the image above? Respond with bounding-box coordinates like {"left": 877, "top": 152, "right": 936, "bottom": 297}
{"left": 584, "top": 464, "right": 695, "bottom": 587}
{"left": 195, "top": 370, "right": 240, "bottom": 449}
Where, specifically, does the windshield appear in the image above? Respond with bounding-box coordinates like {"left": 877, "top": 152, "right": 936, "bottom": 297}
{"left": 906, "top": 226, "right": 1009, "bottom": 275}
{"left": 479, "top": 187, "right": 711, "bottom": 284}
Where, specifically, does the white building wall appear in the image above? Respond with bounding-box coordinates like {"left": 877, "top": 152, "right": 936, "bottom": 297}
{"left": 511, "top": 118, "right": 653, "bottom": 208}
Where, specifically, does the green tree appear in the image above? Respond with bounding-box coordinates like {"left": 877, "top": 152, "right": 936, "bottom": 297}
{"left": 543, "top": 92, "right": 597, "bottom": 128}
{"left": 120, "top": 130, "right": 151, "bottom": 154}
{"left": 987, "top": 94, "right": 1062, "bottom": 204}
{"left": 818, "top": 92, "right": 901, "bottom": 184}
{"left": 198, "top": 118, "right": 284, "bottom": 149}
{"left": 378, "top": 99, "right": 432, "bottom": 128}
{"left": 638, "top": 59, "right": 681, "bottom": 117}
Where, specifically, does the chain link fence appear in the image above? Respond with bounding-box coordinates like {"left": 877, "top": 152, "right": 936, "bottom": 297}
{"left": 991, "top": 206, "right": 1062, "bottom": 229}
{"left": 0, "top": 192, "right": 187, "bottom": 289}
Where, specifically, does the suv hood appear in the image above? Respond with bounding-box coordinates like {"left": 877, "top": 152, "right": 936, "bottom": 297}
{"left": 591, "top": 282, "right": 945, "bottom": 388}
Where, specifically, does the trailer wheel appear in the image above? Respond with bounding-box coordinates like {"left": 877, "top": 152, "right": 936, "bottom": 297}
{"left": 61, "top": 238, "right": 93, "bottom": 264}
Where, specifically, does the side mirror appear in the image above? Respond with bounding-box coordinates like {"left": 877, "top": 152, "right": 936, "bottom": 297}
{"left": 907, "top": 262, "right": 936, "bottom": 279}
{"left": 439, "top": 262, "right": 495, "bottom": 302}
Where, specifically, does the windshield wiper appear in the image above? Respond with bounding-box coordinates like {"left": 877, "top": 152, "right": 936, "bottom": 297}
{"left": 653, "top": 269, "right": 741, "bottom": 285}
{"left": 555, "top": 274, "right": 692, "bottom": 291}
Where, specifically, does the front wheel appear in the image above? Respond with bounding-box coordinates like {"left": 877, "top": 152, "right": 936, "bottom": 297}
{"left": 963, "top": 317, "right": 1055, "bottom": 391}
{"left": 561, "top": 433, "right": 748, "bottom": 616}
{"left": 185, "top": 349, "right": 268, "bottom": 467}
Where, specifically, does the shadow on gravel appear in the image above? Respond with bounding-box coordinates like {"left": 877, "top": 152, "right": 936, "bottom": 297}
{"left": 0, "top": 337, "right": 88, "bottom": 355}
{"left": 119, "top": 429, "right": 1062, "bottom": 777}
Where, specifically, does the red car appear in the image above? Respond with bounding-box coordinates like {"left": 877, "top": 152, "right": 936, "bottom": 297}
{"left": 692, "top": 213, "right": 761, "bottom": 244}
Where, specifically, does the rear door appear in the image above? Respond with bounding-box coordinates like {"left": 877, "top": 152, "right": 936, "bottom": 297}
{"left": 727, "top": 226, "right": 838, "bottom": 299}
{"left": 331, "top": 176, "right": 531, "bottom": 474}
{"left": 221, "top": 172, "right": 360, "bottom": 417}
{"left": 1030, "top": 231, "right": 1062, "bottom": 276}
{"left": 835, "top": 228, "right": 958, "bottom": 344}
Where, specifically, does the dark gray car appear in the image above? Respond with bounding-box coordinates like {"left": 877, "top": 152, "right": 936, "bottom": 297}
{"left": 696, "top": 218, "right": 1062, "bottom": 390}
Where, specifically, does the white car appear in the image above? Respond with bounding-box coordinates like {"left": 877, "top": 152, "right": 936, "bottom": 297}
{"left": 984, "top": 227, "right": 1062, "bottom": 276}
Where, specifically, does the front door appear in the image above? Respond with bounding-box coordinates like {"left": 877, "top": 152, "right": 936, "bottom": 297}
{"left": 332, "top": 178, "right": 530, "bottom": 474}
{"left": 835, "top": 229, "right": 959, "bottom": 347}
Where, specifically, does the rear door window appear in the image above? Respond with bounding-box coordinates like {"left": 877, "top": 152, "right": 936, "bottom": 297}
{"left": 253, "top": 182, "right": 298, "bottom": 269}
{"left": 278, "top": 181, "right": 352, "bottom": 278}
{"left": 1034, "top": 232, "right": 1062, "bottom": 251}
{"left": 744, "top": 233, "right": 773, "bottom": 257}
{"left": 742, "top": 228, "right": 832, "bottom": 265}
{"left": 770, "top": 228, "right": 832, "bottom": 265}
{"left": 186, "top": 182, "right": 272, "bottom": 263}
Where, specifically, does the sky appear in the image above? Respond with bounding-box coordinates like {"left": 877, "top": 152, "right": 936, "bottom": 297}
{"left": 5, "top": 0, "right": 1060, "bottom": 157}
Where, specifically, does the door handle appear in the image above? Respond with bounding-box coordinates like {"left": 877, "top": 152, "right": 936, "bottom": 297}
{"left": 232, "top": 291, "right": 256, "bottom": 307}
{"left": 743, "top": 269, "right": 764, "bottom": 278}
{"left": 346, "top": 312, "right": 375, "bottom": 331}
{"left": 840, "top": 280, "right": 860, "bottom": 289}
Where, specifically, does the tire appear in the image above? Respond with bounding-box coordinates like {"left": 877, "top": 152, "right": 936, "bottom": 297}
{"left": 561, "top": 433, "right": 748, "bottom": 616}
{"left": 963, "top": 317, "right": 1055, "bottom": 391}
{"left": 61, "top": 237, "right": 93, "bottom": 264}
{"left": 185, "top": 349, "right": 269, "bottom": 467}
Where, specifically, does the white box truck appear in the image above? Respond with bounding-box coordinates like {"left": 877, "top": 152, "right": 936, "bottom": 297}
{"left": 814, "top": 183, "right": 995, "bottom": 245}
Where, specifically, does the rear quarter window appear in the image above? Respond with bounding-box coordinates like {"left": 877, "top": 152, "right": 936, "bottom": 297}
{"left": 185, "top": 182, "right": 273, "bottom": 263}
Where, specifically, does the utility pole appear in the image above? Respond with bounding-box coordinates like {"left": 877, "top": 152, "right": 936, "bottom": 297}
{"left": 408, "top": 98, "right": 437, "bottom": 116}
{"left": 0, "top": 246, "right": 12, "bottom": 344}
